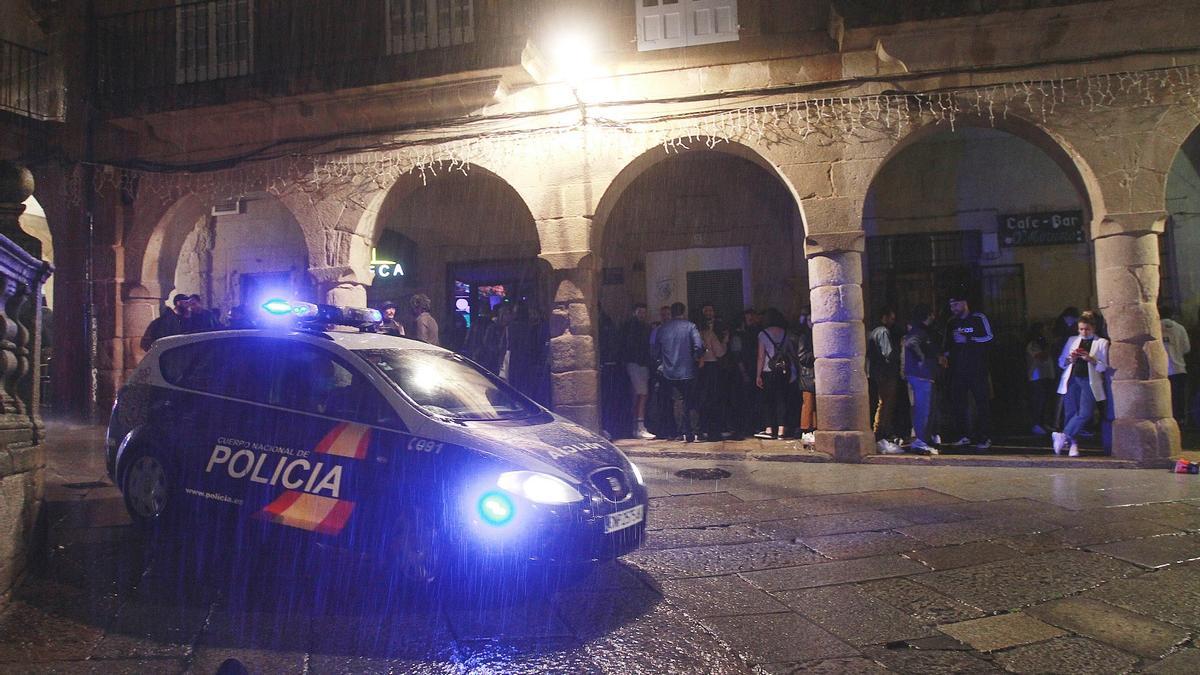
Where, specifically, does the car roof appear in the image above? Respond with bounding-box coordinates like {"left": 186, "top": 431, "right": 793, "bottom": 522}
{"left": 151, "top": 329, "right": 447, "bottom": 353}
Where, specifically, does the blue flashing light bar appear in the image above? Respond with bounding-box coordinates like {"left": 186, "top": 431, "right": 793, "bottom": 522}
{"left": 260, "top": 299, "right": 383, "bottom": 330}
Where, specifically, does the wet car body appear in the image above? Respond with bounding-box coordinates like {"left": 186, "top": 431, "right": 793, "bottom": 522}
{"left": 106, "top": 324, "right": 647, "bottom": 574}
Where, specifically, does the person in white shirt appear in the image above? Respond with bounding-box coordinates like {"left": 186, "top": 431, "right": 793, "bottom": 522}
{"left": 1160, "top": 305, "right": 1191, "bottom": 423}
{"left": 1052, "top": 311, "right": 1109, "bottom": 457}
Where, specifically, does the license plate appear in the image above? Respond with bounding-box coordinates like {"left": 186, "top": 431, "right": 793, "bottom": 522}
{"left": 604, "top": 505, "right": 645, "bottom": 534}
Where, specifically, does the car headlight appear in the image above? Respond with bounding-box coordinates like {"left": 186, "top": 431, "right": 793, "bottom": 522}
{"left": 497, "top": 471, "right": 584, "bottom": 504}
{"left": 629, "top": 461, "right": 645, "bottom": 486}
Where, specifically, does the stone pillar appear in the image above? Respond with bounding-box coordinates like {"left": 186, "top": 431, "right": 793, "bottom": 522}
{"left": 0, "top": 161, "right": 53, "bottom": 599}
{"left": 806, "top": 232, "right": 872, "bottom": 462}
{"left": 546, "top": 264, "right": 600, "bottom": 431}
{"left": 1094, "top": 213, "right": 1179, "bottom": 464}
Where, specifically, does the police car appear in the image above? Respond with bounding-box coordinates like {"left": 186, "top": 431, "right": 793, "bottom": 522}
{"left": 106, "top": 300, "right": 647, "bottom": 580}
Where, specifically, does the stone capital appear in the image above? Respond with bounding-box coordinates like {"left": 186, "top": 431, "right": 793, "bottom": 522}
{"left": 805, "top": 231, "right": 865, "bottom": 257}
{"left": 539, "top": 250, "right": 591, "bottom": 271}
{"left": 1092, "top": 211, "right": 1167, "bottom": 240}
{"left": 308, "top": 265, "right": 368, "bottom": 286}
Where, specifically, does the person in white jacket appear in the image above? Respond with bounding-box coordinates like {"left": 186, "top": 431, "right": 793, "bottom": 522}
{"left": 1052, "top": 311, "right": 1109, "bottom": 457}
{"left": 1160, "top": 305, "right": 1191, "bottom": 423}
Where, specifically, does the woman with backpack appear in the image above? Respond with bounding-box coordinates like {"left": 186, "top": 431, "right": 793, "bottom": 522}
{"left": 755, "top": 308, "right": 795, "bottom": 439}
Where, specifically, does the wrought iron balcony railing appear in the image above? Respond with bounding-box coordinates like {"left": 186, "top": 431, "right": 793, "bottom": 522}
{"left": 0, "top": 39, "right": 63, "bottom": 122}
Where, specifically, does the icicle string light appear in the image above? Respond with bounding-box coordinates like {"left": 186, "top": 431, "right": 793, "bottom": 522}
{"left": 72, "top": 64, "right": 1200, "bottom": 207}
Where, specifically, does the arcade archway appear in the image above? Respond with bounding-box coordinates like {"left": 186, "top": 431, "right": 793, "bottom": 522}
{"left": 864, "top": 122, "right": 1094, "bottom": 437}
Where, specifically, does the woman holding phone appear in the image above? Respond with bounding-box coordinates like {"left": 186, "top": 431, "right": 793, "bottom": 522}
{"left": 1052, "top": 311, "right": 1109, "bottom": 457}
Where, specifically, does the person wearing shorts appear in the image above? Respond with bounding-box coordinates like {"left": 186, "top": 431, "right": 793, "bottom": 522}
{"left": 620, "top": 303, "right": 656, "bottom": 439}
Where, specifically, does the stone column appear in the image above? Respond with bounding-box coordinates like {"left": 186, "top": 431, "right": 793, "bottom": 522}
{"left": 546, "top": 264, "right": 600, "bottom": 432}
{"left": 0, "top": 160, "right": 53, "bottom": 598}
{"left": 806, "top": 232, "right": 872, "bottom": 462}
{"left": 1094, "top": 213, "right": 1179, "bottom": 464}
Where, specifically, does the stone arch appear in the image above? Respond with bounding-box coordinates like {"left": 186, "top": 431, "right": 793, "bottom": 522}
{"left": 592, "top": 138, "right": 810, "bottom": 315}
{"left": 860, "top": 114, "right": 1104, "bottom": 442}
{"left": 1164, "top": 121, "right": 1200, "bottom": 324}
{"left": 593, "top": 138, "right": 809, "bottom": 256}
{"left": 363, "top": 163, "right": 550, "bottom": 391}
{"left": 592, "top": 137, "right": 811, "bottom": 439}
{"left": 18, "top": 194, "right": 53, "bottom": 309}
{"left": 870, "top": 114, "right": 1104, "bottom": 227}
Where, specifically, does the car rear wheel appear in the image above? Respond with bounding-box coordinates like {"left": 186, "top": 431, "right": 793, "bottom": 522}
{"left": 122, "top": 450, "right": 175, "bottom": 530}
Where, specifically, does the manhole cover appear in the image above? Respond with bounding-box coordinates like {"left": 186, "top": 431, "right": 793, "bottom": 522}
{"left": 62, "top": 481, "right": 110, "bottom": 490}
{"left": 674, "top": 468, "right": 732, "bottom": 480}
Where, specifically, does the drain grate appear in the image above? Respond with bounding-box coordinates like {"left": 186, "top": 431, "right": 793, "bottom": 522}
{"left": 673, "top": 468, "right": 732, "bottom": 480}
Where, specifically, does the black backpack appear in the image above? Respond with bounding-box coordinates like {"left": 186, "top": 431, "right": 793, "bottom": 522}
{"left": 766, "top": 331, "right": 792, "bottom": 375}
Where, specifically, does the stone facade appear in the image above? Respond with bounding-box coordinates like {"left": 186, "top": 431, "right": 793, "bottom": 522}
{"left": 6, "top": 0, "right": 1200, "bottom": 463}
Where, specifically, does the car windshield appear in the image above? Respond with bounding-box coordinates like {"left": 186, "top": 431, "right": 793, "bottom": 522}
{"left": 354, "top": 348, "right": 540, "bottom": 421}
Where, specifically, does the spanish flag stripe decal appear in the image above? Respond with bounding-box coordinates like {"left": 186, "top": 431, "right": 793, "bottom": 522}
{"left": 315, "top": 499, "right": 356, "bottom": 535}
{"left": 313, "top": 422, "right": 371, "bottom": 459}
{"left": 313, "top": 422, "right": 347, "bottom": 456}
{"left": 257, "top": 492, "right": 354, "bottom": 535}
{"left": 261, "top": 490, "right": 303, "bottom": 518}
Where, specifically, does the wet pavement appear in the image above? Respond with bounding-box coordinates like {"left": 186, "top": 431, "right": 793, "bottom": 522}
{"left": 4, "top": 423, "right": 1200, "bottom": 673}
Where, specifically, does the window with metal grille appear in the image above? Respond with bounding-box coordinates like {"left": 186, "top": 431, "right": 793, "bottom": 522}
{"left": 386, "top": 0, "right": 474, "bottom": 55}
{"left": 175, "top": 0, "right": 253, "bottom": 84}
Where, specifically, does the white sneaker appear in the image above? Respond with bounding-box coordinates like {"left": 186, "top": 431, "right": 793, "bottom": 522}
{"left": 1051, "top": 432, "right": 1066, "bottom": 455}
{"left": 877, "top": 439, "right": 904, "bottom": 454}
{"left": 1031, "top": 425, "right": 1048, "bottom": 436}
{"left": 949, "top": 436, "right": 972, "bottom": 446}
{"left": 1069, "top": 443, "right": 1080, "bottom": 457}
{"left": 636, "top": 424, "right": 655, "bottom": 440}
{"left": 801, "top": 432, "right": 816, "bottom": 444}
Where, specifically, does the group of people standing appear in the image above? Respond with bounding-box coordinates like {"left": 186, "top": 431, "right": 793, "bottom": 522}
{"left": 377, "top": 293, "right": 440, "bottom": 346}
{"left": 140, "top": 293, "right": 256, "bottom": 351}
{"left": 868, "top": 292, "right": 1005, "bottom": 455}
{"left": 609, "top": 301, "right": 816, "bottom": 443}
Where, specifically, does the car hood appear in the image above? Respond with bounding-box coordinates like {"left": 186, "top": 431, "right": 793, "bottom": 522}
{"left": 420, "top": 414, "right": 630, "bottom": 483}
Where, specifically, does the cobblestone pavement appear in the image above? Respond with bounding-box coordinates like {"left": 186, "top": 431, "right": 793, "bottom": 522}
{"left": 3, "top": 424, "right": 1200, "bottom": 673}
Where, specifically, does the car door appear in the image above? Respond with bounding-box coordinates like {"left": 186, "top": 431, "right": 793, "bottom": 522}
{"left": 239, "top": 340, "right": 408, "bottom": 548}
{"left": 167, "top": 337, "right": 278, "bottom": 515}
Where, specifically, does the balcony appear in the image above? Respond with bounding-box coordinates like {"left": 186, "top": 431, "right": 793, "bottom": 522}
{"left": 0, "top": 39, "right": 64, "bottom": 122}
{"left": 96, "top": 0, "right": 544, "bottom": 119}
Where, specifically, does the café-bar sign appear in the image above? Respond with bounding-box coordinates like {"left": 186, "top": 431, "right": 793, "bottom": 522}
{"left": 998, "top": 210, "right": 1086, "bottom": 247}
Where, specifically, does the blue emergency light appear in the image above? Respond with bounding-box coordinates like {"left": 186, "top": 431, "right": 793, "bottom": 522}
{"left": 260, "top": 299, "right": 382, "bottom": 330}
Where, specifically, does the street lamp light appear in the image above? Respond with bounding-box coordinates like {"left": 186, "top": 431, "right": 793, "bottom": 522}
{"left": 546, "top": 29, "right": 595, "bottom": 123}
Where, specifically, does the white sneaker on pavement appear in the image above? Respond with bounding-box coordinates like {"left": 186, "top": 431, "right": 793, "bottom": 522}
{"left": 1069, "top": 443, "right": 1081, "bottom": 457}
{"left": 950, "top": 436, "right": 972, "bottom": 446}
{"left": 801, "top": 432, "right": 815, "bottom": 444}
{"left": 636, "top": 424, "right": 655, "bottom": 440}
{"left": 877, "top": 439, "right": 904, "bottom": 454}
{"left": 1051, "top": 432, "right": 1066, "bottom": 455}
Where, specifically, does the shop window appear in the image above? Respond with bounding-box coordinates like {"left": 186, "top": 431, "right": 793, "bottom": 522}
{"left": 386, "top": 0, "right": 474, "bottom": 55}
{"left": 637, "top": 0, "right": 738, "bottom": 52}
{"left": 175, "top": 0, "right": 254, "bottom": 84}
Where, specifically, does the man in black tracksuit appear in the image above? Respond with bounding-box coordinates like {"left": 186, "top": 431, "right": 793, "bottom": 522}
{"left": 943, "top": 293, "right": 994, "bottom": 449}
